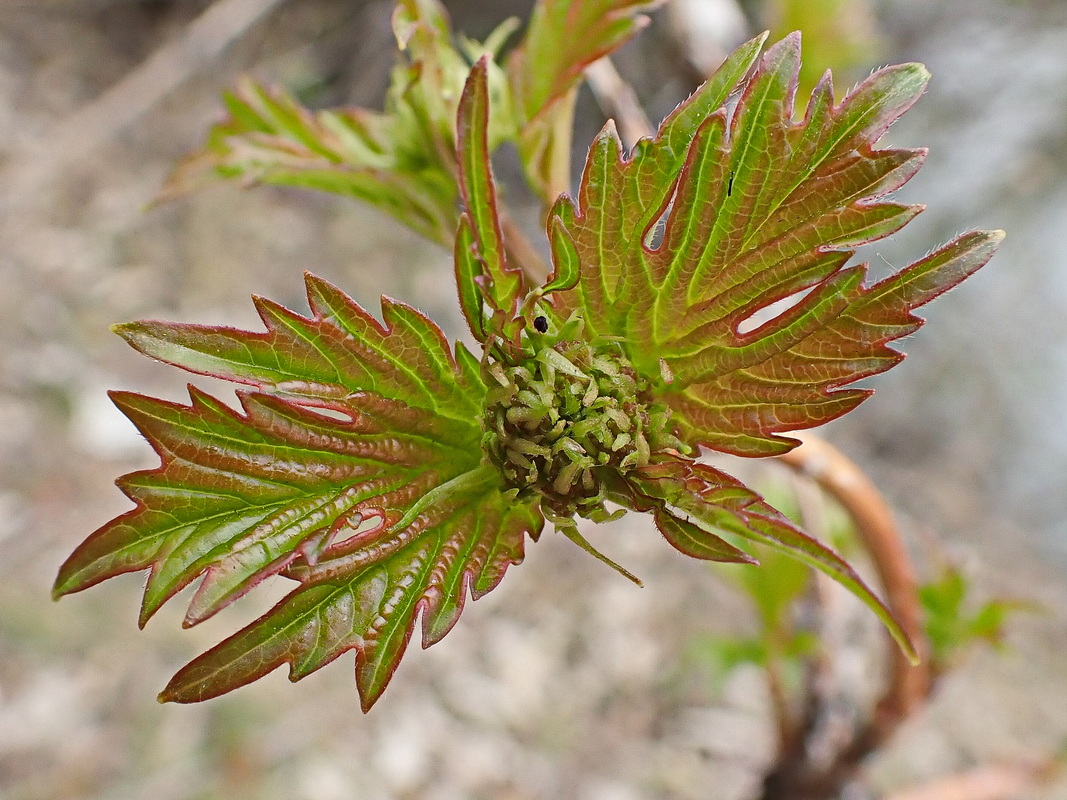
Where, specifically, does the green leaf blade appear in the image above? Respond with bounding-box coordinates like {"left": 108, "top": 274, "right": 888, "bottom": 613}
{"left": 554, "top": 34, "right": 1001, "bottom": 457}
{"left": 653, "top": 509, "right": 758, "bottom": 565}
{"left": 454, "top": 58, "right": 525, "bottom": 336}
{"left": 56, "top": 276, "right": 549, "bottom": 710}
{"left": 509, "top": 0, "right": 663, "bottom": 124}
{"left": 507, "top": 0, "right": 665, "bottom": 199}
{"left": 550, "top": 34, "right": 769, "bottom": 334}
{"left": 163, "top": 81, "right": 458, "bottom": 246}
{"left": 633, "top": 459, "right": 917, "bottom": 662}
{"left": 159, "top": 466, "right": 542, "bottom": 711}
{"left": 115, "top": 273, "right": 484, "bottom": 429}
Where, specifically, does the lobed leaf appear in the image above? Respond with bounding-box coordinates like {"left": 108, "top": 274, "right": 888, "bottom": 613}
{"left": 159, "top": 465, "right": 541, "bottom": 712}
{"left": 54, "top": 387, "right": 452, "bottom": 625}
{"left": 114, "top": 273, "right": 484, "bottom": 427}
{"left": 552, "top": 33, "right": 1003, "bottom": 456}
{"left": 509, "top": 0, "right": 664, "bottom": 124}
{"left": 163, "top": 0, "right": 517, "bottom": 247}
{"left": 57, "top": 29, "right": 1002, "bottom": 708}
{"left": 55, "top": 275, "right": 544, "bottom": 709}
{"left": 630, "top": 458, "right": 917, "bottom": 661}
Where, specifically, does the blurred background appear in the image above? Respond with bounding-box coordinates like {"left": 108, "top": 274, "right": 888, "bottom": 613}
{"left": 1, "top": 1, "right": 1066, "bottom": 798}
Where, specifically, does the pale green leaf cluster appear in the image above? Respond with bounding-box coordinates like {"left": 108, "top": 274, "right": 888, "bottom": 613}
{"left": 163, "top": 0, "right": 659, "bottom": 241}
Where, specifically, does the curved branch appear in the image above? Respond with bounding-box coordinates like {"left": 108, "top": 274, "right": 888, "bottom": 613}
{"left": 777, "top": 432, "right": 931, "bottom": 722}
{"left": 760, "top": 431, "right": 934, "bottom": 799}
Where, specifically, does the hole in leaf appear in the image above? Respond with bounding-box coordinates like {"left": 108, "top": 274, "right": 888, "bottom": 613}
{"left": 643, "top": 185, "right": 678, "bottom": 251}
{"left": 326, "top": 511, "right": 387, "bottom": 553}
{"left": 736, "top": 285, "right": 817, "bottom": 336}
{"left": 296, "top": 404, "right": 353, "bottom": 423}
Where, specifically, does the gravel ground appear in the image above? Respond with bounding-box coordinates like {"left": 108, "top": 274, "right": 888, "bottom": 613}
{"left": 1, "top": 2, "right": 1066, "bottom": 799}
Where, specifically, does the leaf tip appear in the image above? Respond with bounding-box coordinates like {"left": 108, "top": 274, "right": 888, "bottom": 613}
{"left": 950, "top": 228, "right": 1006, "bottom": 266}
{"left": 359, "top": 691, "right": 377, "bottom": 714}
{"left": 158, "top": 670, "right": 206, "bottom": 705}
{"left": 53, "top": 551, "right": 95, "bottom": 600}
{"left": 157, "top": 674, "right": 185, "bottom": 704}
{"left": 111, "top": 321, "right": 138, "bottom": 343}
{"left": 50, "top": 577, "right": 69, "bottom": 602}
{"left": 895, "top": 629, "right": 922, "bottom": 665}
{"left": 772, "top": 29, "right": 803, "bottom": 56}
{"left": 900, "top": 61, "right": 932, "bottom": 88}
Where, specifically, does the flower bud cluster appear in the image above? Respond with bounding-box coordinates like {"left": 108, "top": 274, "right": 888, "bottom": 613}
{"left": 483, "top": 336, "right": 685, "bottom": 517}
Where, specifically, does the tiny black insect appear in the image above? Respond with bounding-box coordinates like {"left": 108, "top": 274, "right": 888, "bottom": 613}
{"left": 533, "top": 315, "right": 548, "bottom": 333}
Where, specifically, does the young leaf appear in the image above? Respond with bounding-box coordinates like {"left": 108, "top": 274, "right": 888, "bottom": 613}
{"left": 58, "top": 30, "right": 1002, "bottom": 710}
{"left": 162, "top": 78, "right": 459, "bottom": 245}
{"left": 920, "top": 566, "right": 1036, "bottom": 667}
{"left": 629, "top": 458, "right": 917, "bottom": 661}
{"left": 507, "top": 0, "right": 665, "bottom": 199}
{"left": 55, "top": 274, "right": 543, "bottom": 710}
{"left": 510, "top": 0, "right": 664, "bottom": 123}
{"left": 454, "top": 57, "right": 525, "bottom": 340}
{"left": 163, "top": 1, "right": 517, "bottom": 247}
{"left": 391, "top": 0, "right": 517, "bottom": 159}
{"left": 161, "top": 464, "right": 540, "bottom": 711}
{"left": 550, "top": 33, "right": 1004, "bottom": 457}
{"left": 111, "top": 273, "right": 484, "bottom": 421}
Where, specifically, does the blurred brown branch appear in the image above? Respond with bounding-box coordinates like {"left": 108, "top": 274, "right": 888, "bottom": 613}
{"left": 584, "top": 57, "right": 654, "bottom": 149}
{"left": 1, "top": 0, "right": 289, "bottom": 213}
{"left": 762, "top": 432, "right": 933, "bottom": 799}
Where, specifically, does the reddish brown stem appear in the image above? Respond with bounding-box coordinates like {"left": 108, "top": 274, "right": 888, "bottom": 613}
{"left": 760, "top": 432, "right": 933, "bottom": 799}
{"left": 585, "top": 57, "right": 655, "bottom": 149}
{"left": 766, "top": 627, "right": 803, "bottom": 757}
{"left": 778, "top": 432, "right": 931, "bottom": 722}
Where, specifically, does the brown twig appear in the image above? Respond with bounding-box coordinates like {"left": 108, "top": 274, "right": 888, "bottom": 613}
{"left": 779, "top": 432, "right": 931, "bottom": 722}
{"left": 1, "top": 0, "right": 290, "bottom": 213}
{"left": 500, "top": 207, "right": 551, "bottom": 290}
{"left": 761, "top": 431, "right": 933, "bottom": 799}
{"left": 584, "top": 57, "right": 655, "bottom": 148}
{"left": 766, "top": 627, "right": 803, "bottom": 757}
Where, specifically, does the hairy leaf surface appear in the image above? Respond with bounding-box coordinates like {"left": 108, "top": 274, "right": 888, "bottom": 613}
{"left": 551, "top": 33, "right": 1003, "bottom": 456}
{"left": 55, "top": 275, "right": 543, "bottom": 709}
{"left": 454, "top": 57, "right": 525, "bottom": 342}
